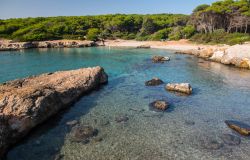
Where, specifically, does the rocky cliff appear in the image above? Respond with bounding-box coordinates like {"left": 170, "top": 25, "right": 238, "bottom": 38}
{"left": 0, "top": 66, "right": 108, "bottom": 157}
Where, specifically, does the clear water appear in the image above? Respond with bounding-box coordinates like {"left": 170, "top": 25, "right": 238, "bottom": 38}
{"left": 1, "top": 47, "right": 250, "bottom": 160}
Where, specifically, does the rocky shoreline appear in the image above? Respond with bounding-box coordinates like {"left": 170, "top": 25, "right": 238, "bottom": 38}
{"left": 1, "top": 39, "right": 250, "bottom": 69}
{"left": 0, "top": 66, "right": 108, "bottom": 157}
{"left": 0, "top": 40, "right": 95, "bottom": 51}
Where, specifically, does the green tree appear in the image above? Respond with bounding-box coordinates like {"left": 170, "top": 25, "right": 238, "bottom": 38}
{"left": 86, "top": 28, "right": 100, "bottom": 41}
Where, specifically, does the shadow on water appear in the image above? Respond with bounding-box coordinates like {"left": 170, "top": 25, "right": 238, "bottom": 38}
{"left": 5, "top": 76, "right": 126, "bottom": 160}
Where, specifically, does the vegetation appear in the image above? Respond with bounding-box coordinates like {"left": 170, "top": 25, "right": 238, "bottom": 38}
{"left": 0, "top": 14, "right": 189, "bottom": 42}
{"left": 0, "top": 0, "right": 249, "bottom": 45}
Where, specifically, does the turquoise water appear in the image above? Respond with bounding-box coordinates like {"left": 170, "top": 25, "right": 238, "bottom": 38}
{"left": 1, "top": 47, "right": 250, "bottom": 160}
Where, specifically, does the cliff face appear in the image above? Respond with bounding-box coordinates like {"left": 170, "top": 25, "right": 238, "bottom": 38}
{"left": 0, "top": 66, "right": 108, "bottom": 157}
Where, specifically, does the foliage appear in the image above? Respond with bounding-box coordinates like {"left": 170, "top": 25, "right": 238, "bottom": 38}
{"left": 86, "top": 28, "right": 100, "bottom": 41}
{"left": 190, "top": 32, "right": 250, "bottom": 45}
{"left": 0, "top": 14, "right": 189, "bottom": 42}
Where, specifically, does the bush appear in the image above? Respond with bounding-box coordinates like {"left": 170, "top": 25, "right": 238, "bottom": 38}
{"left": 168, "top": 27, "right": 183, "bottom": 40}
{"left": 86, "top": 28, "right": 100, "bottom": 41}
{"left": 182, "top": 25, "right": 196, "bottom": 38}
{"left": 149, "top": 28, "right": 171, "bottom": 41}
{"left": 190, "top": 32, "right": 250, "bottom": 45}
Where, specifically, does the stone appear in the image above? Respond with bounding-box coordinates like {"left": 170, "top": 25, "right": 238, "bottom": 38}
{"left": 225, "top": 120, "right": 250, "bottom": 136}
{"left": 149, "top": 100, "right": 169, "bottom": 111}
{"left": 184, "top": 120, "right": 195, "bottom": 126}
{"left": 210, "top": 50, "right": 225, "bottom": 62}
{"left": 165, "top": 83, "right": 192, "bottom": 95}
{"left": 220, "top": 134, "right": 241, "bottom": 146}
{"left": 137, "top": 45, "right": 151, "bottom": 48}
{"left": 202, "top": 139, "right": 223, "bottom": 150}
{"left": 145, "top": 77, "right": 164, "bottom": 86}
{"left": 152, "top": 56, "right": 170, "bottom": 63}
{"left": 115, "top": 115, "right": 129, "bottom": 123}
{"left": 0, "top": 66, "right": 108, "bottom": 157}
{"left": 66, "top": 120, "right": 78, "bottom": 126}
{"left": 69, "top": 125, "right": 98, "bottom": 143}
{"left": 198, "top": 48, "right": 214, "bottom": 58}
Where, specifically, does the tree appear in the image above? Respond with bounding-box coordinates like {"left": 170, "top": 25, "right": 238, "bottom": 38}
{"left": 86, "top": 28, "right": 100, "bottom": 41}
{"left": 193, "top": 4, "right": 210, "bottom": 13}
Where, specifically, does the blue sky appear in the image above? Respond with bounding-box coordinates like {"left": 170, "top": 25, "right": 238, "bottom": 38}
{"left": 0, "top": 0, "right": 216, "bottom": 19}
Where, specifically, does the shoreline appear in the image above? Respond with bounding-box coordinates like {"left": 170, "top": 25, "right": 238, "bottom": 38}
{"left": 1, "top": 39, "right": 250, "bottom": 69}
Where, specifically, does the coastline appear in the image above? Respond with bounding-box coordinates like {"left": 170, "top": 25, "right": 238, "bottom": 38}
{"left": 1, "top": 39, "right": 250, "bottom": 69}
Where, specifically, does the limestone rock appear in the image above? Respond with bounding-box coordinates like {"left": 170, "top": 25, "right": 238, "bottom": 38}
{"left": 149, "top": 100, "right": 169, "bottom": 111}
{"left": 225, "top": 120, "right": 250, "bottom": 136}
{"left": 152, "top": 56, "right": 170, "bottom": 63}
{"left": 0, "top": 66, "right": 108, "bottom": 157}
{"left": 145, "top": 78, "right": 164, "bottom": 86}
{"left": 165, "top": 83, "right": 192, "bottom": 95}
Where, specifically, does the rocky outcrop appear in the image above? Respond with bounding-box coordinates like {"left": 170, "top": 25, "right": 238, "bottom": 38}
{"left": 145, "top": 78, "right": 164, "bottom": 86}
{"left": 0, "top": 40, "right": 95, "bottom": 51}
{"left": 225, "top": 120, "right": 250, "bottom": 136}
{"left": 149, "top": 100, "right": 169, "bottom": 111}
{"left": 0, "top": 66, "right": 108, "bottom": 157}
{"left": 165, "top": 83, "right": 192, "bottom": 95}
{"left": 152, "top": 56, "right": 170, "bottom": 63}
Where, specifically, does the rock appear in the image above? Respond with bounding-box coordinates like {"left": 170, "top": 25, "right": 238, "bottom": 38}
{"left": 92, "top": 136, "right": 103, "bottom": 143}
{"left": 145, "top": 77, "right": 164, "bottom": 86}
{"left": 137, "top": 45, "right": 151, "bottom": 48}
{"left": 201, "top": 138, "right": 223, "bottom": 150}
{"left": 69, "top": 125, "right": 98, "bottom": 143}
{"left": 225, "top": 120, "right": 250, "bottom": 136}
{"left": 149, "top": 100, "right": 169, "bottom": 111}
{"left": 0, "top": 66, "right": 108, "bottom": 157}
{"left": 220, "top": 134, "right": 241, "bottom": 146}
{"left": 210, "top": 50, "right": 225, "bottom": 62}
{"left": 152, "top": 56, "right": 170, "bottom": 63}
{"left": 165, "top": 83, "right": 192, "bottom": 95}
{"left": 115, "top": 115, "right": 129, "bottom": 123}
{"left": 66, "top": 120, "right": 78, "bottom": 126}
{"left": 198, "top": 48, "right": 214, "bottom": 58}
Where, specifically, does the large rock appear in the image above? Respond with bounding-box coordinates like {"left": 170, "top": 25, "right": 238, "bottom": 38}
{"left": 152, "top": 56, "right": 170, "bottom": 63}
{"left": 145, "top": 77, "right": 164, "bottom": 86}
{"left": 0, "top": 66, "right": 108, "bottom": 157}
{"left": 149, "top": 100, "right": 169, "bottom": 111}
{"left": 69, "top": 125, "right": 98, "bottom": 143}
{"left": 225, "top": 120, "right": 250, "bottom": 136}
{"left": 210, "top": 50, "right": 225, "bottom": 62}
{"left": 165, "top": 83, "right": 192, "bottom": 95}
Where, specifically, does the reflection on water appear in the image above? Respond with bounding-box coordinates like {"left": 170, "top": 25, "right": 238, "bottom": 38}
{"left": 1, "top": 47, "right": 250, "bottom": 160}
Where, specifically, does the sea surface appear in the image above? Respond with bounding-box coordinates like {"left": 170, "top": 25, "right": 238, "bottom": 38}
{"left": 1, "top": 47, "right": 250, "bottom": 160}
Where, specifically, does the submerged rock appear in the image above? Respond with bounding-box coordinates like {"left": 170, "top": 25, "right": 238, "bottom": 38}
{"left": 69, "top": 125, "right": 98, "bottom": 143}
{"left": 0, "top": 66, "right": 108, "bottom": 157}
{"left": 152, "top": 56, "right": 170, "bottom": 63}
{"left": 145, "top": 77, "right": 164, "bottom": 86}
{"left": 115, "top": 115, "right": 129, "bottom": 123}
{"left": 149, "top": 100, "right": 169, "bottom": 111}
{"left": 165, "top": 83, "right": 192, "bottom": 95}
{"left": 225, "top": 120, "right": 250, "bottom": 136}
{"left": 66, "top": 120, "right": 79, "bottom": 126}
{"left": 220, "top": 134, "right": 241, "bottom": 146}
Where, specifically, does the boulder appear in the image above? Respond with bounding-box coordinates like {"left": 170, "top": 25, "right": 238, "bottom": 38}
{"left": 210, "top": 50, "right": 225, "bottom": 62}
{"left": 220, "top": 134, "right": 241, "bottom": 145}
{"left": 137, "top": 45, "right": 150, "bottom": 49}
{"left": 225, "top": 120, "right": 250, "bottom": 136}
{"left": 152, "top": 56, "right": 170, "bottom": 63}
{"left": 145, "top": 77, "right": 164, "bottom": 86}
{"left": 0, "top": 66, "right": 108, "bottom": 157}
{"left": 198, "top": 48, "right": 214, "bottom": 58}
{"left": 115, "top": 115, "right": 129, "bottom": 123}
{"left": 69, "top": 125, "right": 98, "bottom": 143}
{"left": 149, "top": 100, "right": 169, "bottom": 111}
{"left": 165, "top": 83, "right": 192, "bottom": 95}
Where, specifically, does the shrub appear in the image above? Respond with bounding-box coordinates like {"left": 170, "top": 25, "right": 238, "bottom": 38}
{"left": 86, "top": 28, "right": 100, "bottom": 41}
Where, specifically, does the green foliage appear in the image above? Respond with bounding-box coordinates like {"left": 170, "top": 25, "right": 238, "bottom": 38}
{"left": 182, "top": 25, "right": 196, "bottom": 38}
{"left": 190, "top": 32, "right": 250, "bottom": 45}
{"left": 193, "top": 4, "right": 210, "bottom": 13}
{"left": 0, "top": 14, "right": 188, "bottom": 41}
{"left": 149, "top": 28, "right": 172, "bottom": 40}
{"left": 86, "top": 28, "right": 100, "bottom": 41}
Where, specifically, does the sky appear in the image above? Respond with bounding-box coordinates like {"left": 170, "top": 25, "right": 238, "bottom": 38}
{"left": 0, "top": 0, "right": 217, "bottom": 19}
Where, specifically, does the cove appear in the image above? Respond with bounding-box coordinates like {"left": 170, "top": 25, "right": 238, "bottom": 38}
{"left": 1, "top": 47, "right": 250, "bottom": 160}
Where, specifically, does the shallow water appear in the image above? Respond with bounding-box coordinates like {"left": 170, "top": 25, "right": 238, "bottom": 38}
{"left": 1, "top": 47, "right": 250, "bottom": 160}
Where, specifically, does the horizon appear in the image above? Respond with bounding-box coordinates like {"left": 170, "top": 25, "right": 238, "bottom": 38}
{"left": 0, "top": 0, "right": 216, "bottom": 19}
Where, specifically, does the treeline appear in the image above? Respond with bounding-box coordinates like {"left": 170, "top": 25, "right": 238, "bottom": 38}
{"left": 0, "top": 0, "right": 249, "bottom": 44}
{"left": 191, "top": 0, "right": 250, "bottom": 33}
{"left": 0, "top": 14, "right": 192, "bottom": 41}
